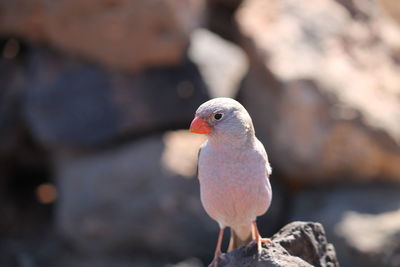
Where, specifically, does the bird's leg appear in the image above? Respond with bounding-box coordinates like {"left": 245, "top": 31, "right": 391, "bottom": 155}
{"left": 252, "top": 221, "right": 271, "bottom": 253}
{"left": 209, "top": 228, "right": 225, "bottom": 267}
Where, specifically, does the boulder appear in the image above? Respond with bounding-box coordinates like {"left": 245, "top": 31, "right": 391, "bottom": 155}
{"left": 23, "top": 47, "right": 209, "bottom": 149}
{"left": 206, "top": 0, "right": 243, "bottom": 41}
{"left": 188, "top": 28, "right": 248, "bottom": 98}
{"left": 236, "top": 0, "right": 400, "bottom": 184}
{"left": 54, "top": 131, "right": 212, "bottom": 259}
{"left": 379, "top": 0, "right": 400, "bottom": 25}
{"left": 0, "top": 38, "right": 26, "bottom": 154}
{"left": 220, "top": 221, "right": 339, "bottom": 267}
{"left": 290, "top": 184, "right": 400, "bottom": 266}
{"left": 335, "top": 210, "right": 400, "bottom": 267}
{"left": 0, "top": 0, "right": 205, "bottom": 71}
{"left": 0, "top": 38, "right": 53, "bottom": 237}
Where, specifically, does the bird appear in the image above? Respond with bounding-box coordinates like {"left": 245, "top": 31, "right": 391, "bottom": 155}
{"left": 189, "top": 97, "right": 272, "bottom": 267}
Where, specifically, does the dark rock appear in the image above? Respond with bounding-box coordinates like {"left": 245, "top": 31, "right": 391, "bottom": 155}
{"left": 206, "top": 0, "right": 243, "bottom": 41}
{"left": 24, "top": 48, "right": 209, "bottom": 149}
{"left": 273, "top": 223, "right": 338, "bottom": 267}
{"left": 0, "top": 39, "right": 53, "bottom": 238}
{"left": 220, "top": 221, "right": 339, "bottom": 267}
{"left": 0, "top": 38, "right": 26, "bottom": 154}
{"left": 335, "top": 210, "right": 400, "bottom": 267}
{"left": 290, "top": 184, "right": 400, "bottom": 233}
{"left": 55, "top": 132, "right": 214, "bottom": 259}
{"left": 290, "top": 184, "right": 400, "bottom": 267}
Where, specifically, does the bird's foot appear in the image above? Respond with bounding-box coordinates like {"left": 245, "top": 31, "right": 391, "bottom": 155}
{"left": 250, "top": 237, "right": 272, "bottom": 253}
{"left": 260, "top": 237, "right": 272, "bottom": 246}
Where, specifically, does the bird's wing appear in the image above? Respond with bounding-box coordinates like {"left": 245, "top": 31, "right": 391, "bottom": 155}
{"left": 196, "top": 146, "right": 202, "bottom": 178}
{"left": 255, "top": 138, "right": 272, "bottom": 176}
{"left": 196, "top": 141, "right": 207, "bottom": 178}
{"left": 265, "top": 153, "right": 272, "bottom": 176}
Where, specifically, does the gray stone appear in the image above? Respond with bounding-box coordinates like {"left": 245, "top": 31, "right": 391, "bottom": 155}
{"left": 336, "top": 210, "right": 400, "bottom": 267}
{"left": 290, "top": 184, "right": 400, "bottom": 266}
{"left": 55, "top": 131, "right": 213, "bottom": 259}
{"left": 220, "top": 221, "right": 339, "bottom": 267}
{"left": 206, "top": 0, "right": 243, "bottom": 41}
{"left": 189, "top": 28, "right": 248, "bottom": 98}
{"left": 0, "top": 38, "right": 25, "bottom": 154}
{"left": 24, "top": 48, "right": 209, "bottom": 149}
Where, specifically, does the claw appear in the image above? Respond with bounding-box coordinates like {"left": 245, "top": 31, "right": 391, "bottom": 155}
{"left": 252, "top": 221, "right": 272, "bottom": 253}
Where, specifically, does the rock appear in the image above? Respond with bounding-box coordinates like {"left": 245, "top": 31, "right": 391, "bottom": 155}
{"left": 0, "top": 231, "right": 205, "bottom": 267}
{"left": 236, "top": 0, "right": 400, "bottom": 184}
{"left": 188, "top": 28, "right": 248, "bottom": 98}
{"left": 335, "top": 210, "right": 400, "bottom": 267}
{"left": 0, "top": 38, "right": 26, "bottom": 154}
{"left": 24, "top": 47, "right": 209, "bottom": 149}
{"left": 379, "top": 0, "right": 400, "bottom": 25}
{"left": 206, "top": 0, "right": 243, "bottom": 41}
{"left": 0, "top": 0, "right": 205, "bottom": 71}
{"left": 290, "top": 184, "right": 400, "bottom": 266}
{"left": 219, "top": 221, "right": 339, "bottom": 267}
{"left": 54, "top": 131, "right": 214, "bottom": 259}
{"left": 0, "top": 38, "right": 54, "bottom": 237}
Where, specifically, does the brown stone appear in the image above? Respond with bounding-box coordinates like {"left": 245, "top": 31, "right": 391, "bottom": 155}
{"left": 0, "top": 0, "right": 205, "bottom": 71}
{"left": 236, "top": 0, "right": 400, "bottom": 184}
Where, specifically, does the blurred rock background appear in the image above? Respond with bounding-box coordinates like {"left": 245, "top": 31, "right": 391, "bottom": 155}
{"left": 0, "top": 0, "right": 399, "bottom": 266}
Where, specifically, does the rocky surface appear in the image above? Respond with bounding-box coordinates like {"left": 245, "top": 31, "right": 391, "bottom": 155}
{"left": 290, "top": 184, "right": 400, "bottom": 266}
{"left": 0, "top": 39, "right": 25, "bottom": 154}
{"left": 206, "top": 0, "right": 243, "bottom": 41}
{"left": 55, "top": 132, "right": 213, "bottom": 258}
{"left": 220, "top": 221, "right": 339, "bottom": 267}
{"left": 336, "top": 210, "right": 400, "bottom": 267}
{"left": 23, "top": 47, "right": 209, "bottom": 149}
{"left": 0, "top": 0, "right": 205, "bottom": 71}
{"left": 236, "top": 0, "right": 400, "bottom": 184}
{"left": 379, "top": 0, "right": 400, "bottom": 26}
{"left": 188, "top": 28, "right": 248, "bottom": 98}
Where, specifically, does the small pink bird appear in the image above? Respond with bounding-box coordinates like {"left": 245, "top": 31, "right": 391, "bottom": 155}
{"left": 190, "top": 98, "right": 272, "bottom": 266}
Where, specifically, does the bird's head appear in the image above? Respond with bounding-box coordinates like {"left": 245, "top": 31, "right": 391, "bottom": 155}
{"left": 189, "top": 98, "right": 254, "bottom": 140}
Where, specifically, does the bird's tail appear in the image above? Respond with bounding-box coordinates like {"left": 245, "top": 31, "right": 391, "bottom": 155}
{"left": 228, "top": 224, "right": 253, "bottom": 251}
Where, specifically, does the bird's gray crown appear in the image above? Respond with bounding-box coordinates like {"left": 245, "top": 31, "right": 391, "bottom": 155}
{"left": 196, "top": 97, "right": 246, "bottom": 117}
{"left": 195, "top": 97, "right": 255, "bottom": 144}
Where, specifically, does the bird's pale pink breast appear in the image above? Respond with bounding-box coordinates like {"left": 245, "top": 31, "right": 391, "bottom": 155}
{"left": 198, "top": 142, "right": 272, "bottom": 228}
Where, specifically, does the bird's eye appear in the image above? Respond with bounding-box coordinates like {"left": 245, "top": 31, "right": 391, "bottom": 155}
{"left": 214, "top": 113, "right": 223, "bottom": 120}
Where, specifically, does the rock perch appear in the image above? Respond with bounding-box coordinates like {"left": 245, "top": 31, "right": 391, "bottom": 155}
{"left": 219, "top": 221, "right": 339, "bottom": 267}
